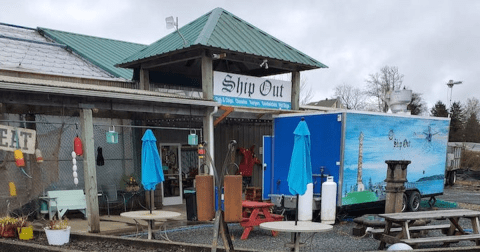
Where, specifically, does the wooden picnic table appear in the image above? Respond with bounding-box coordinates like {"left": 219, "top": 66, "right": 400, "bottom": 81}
{"left": 240, "top": 200, "right": 283, "bottom": 240}
{"left": 377, "top": 209, "right": 480, "bottom": 249}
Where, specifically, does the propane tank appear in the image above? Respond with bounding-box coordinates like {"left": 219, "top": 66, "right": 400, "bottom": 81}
{"left": 321, "top": 176, "right": 337, "bottom": 225}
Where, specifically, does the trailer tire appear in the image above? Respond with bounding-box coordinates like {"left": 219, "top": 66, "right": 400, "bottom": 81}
{"left": 448, "top": 171, "right": 456, "bottom": 186}
{"left": 402, "top": 193, "right": 408, "bottom": 212}
{"left": 407, "top": 191, "right": 421, "bottom": 212}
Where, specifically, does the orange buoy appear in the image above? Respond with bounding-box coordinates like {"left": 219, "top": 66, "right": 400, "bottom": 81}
{"left": 74, "top": 136, "right": 83, "bottom": 156}
{"left": 14, "top": 149, "right": 25, "bottom": 167}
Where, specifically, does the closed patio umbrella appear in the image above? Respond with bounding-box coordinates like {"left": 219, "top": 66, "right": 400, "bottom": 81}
{"left": 287, "top": 118, "right": 312, "bottom": 225}
{"left": 141, "top": 129, "right": 164, "bottom": 214}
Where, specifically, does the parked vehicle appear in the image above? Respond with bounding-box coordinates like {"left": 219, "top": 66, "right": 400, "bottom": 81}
{"left": 445, "top": 143, "right": 463, "bottom": 186}
{"left": 263, "top": 111, "right": 450, "bottom": 214}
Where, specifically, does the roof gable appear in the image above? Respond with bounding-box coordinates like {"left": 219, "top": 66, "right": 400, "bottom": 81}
{"left": 119, "top": 8, "right": 326, "bottom": 69}
{"left": 39, "top": 28, "right": 147, "bottom": 79}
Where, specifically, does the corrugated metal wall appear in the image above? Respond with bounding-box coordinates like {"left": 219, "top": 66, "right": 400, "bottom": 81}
{"left": 214, "top": 118, "right": 272, "bottom": 187}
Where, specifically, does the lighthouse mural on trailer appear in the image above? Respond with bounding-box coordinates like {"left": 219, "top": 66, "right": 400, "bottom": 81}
{"left": 357, "top": 132, "right": 365, "bottom": 192}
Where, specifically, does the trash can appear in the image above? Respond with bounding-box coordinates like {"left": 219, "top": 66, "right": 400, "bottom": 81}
{"left": 184, "top": 188, "right": 197, "bottom": 221}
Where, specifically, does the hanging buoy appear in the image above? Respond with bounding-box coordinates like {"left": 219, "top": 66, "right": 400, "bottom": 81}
{"left": 74, "top": 136, "right": 83, "bottom": 156}
{"left": 9, "top": 182, "right": 17, "bottom": 197}
{"left": 14, "top": 149, "right": 25, "bottom": 167}
{"left": 72, "top": 151, "right": 78, "bottom": 186}
{"left": 35, "top": 148, "right": 44, "bottom": 163}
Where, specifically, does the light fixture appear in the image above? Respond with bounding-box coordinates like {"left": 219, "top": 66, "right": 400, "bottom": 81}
{"left": 446, "top": 79, "right": 462, "bottom": 107}
{"left": 165, "top": 16, "right": 188, "bottom": 47}
{"left": 212, "top": 53, "right": 227, "bottom": 59}
{"left": 260, "top": 59, "right": 268, "bottom": 69}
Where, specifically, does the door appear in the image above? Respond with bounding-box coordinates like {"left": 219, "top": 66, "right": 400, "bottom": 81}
{"left": 262, "top": 135, "right": 273, "bottom": 200}
{"left": 160, "top": 143, "right": 183, "bottom": 205}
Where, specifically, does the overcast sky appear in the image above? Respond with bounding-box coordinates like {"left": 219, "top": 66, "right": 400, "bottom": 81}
{"left": 2, "top": 0, "right": 479, "bottom": 110}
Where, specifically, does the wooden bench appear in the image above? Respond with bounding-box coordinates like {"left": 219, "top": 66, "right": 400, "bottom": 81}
{"left": 370, "top": 224, "right": 451, "bottom": 239}
{"left": 46, "top": 190, "right": 87, "bottom": 220}
{"left": 401, "top": 234, "right": 480, "bottom": 247}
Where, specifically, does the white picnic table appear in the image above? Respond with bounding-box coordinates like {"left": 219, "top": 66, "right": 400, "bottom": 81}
{"left": 120, "top": 210, "right": 181, "bottom": 240}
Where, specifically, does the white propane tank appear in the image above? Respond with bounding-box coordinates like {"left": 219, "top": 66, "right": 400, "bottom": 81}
{"left": 321, "top": 176, "right": 337, "bottom": 224}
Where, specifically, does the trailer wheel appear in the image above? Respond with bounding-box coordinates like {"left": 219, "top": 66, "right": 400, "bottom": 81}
{"left": 448, "top": 171, "right": 456, "bottom": 186}
{"left": 407, "top": 191, "right": 421, "bottom": 212}
{"left": 444, "top": 172, "right": 449, "bottom": 186}
{"left": 402, "top": 193, "right": 408, "bottom": 212}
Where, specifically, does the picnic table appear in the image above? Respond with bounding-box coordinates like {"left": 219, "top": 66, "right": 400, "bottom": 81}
{"left": 240, "top": 200, "right": 283, "bottom": 240}
{"left": 376, "top": 209, "right": 480, "bottom": 249}
{"left": 260, "top": 221, "right": 332, "bottom": 252}
{"left": 120, "top": 210, "right": 181, "bottom": 240}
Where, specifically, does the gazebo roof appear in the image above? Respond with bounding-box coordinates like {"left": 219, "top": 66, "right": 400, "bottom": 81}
{"left": 118, "top": 7, "right": 327, "bottom": 74}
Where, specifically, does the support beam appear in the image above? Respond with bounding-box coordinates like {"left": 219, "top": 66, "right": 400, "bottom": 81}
{"left": 139, "top": 67, "right": 150, "bottom": 91}
{"left": 201, "top": 55, "right": 213, "bottom": 100}
{"left": 291, "top": 71, "right": 300, "bottom": 110}
{"left": 213, "top": 106, "right": 234, "bottom": 126}
{"left": 80, "top": 109, "right": 100, "bottom": 233}
{"left": 203, "top": 106, "right": 216, "bottom": 176}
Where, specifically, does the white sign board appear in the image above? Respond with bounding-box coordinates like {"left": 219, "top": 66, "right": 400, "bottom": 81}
{"left": 0, "top": 125, "right": 36, "bottom": 154}
{"left": 213, "top": 71, "right": 292, "bottom": 110}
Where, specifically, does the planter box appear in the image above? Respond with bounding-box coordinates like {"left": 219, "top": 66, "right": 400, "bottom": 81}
{"left": 44, "top": 226, "right": 71, "bottom": 245}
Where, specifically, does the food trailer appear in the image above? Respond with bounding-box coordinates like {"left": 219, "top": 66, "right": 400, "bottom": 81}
{"left": 263, "top": 111, "right": 450, "bottom": 213}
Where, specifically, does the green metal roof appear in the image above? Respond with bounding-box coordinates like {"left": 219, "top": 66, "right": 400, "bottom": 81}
{"left": 38, "top": 28, "right": 147, "bottom": 79}
{"left": 119, "top": 7, "right": 327, "bottom": 69}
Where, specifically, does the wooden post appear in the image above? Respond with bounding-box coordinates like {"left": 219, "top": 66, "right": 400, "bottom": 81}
{"left": 139, "top": 67, "right": 150, "bottom": 91}
{"left": 291, "top": 71, "right": 300, "bottom": 110}
{"left": 384, "top": 160, "right": 410, "bottom": 213}
{"left": 201, "top": 54, "right": 213, "bottom": 100}
{"left": 80, "top": 109, "right": 100, "bottom": 233}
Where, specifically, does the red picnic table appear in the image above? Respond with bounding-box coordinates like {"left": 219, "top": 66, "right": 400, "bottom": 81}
{"left": 240, "top": 200, "right": 284, "bottom": 240}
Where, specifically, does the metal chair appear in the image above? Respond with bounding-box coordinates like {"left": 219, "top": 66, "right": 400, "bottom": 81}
{"left": 102, "top": 185, "right": 126, "bottom": 216}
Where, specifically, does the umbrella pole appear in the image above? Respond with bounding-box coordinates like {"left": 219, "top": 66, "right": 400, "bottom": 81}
{"left": 295, "top": 194, "right": 299, "bottom": 225}
{"left": 150, "top": 190, "right": 154, "bottom": 214}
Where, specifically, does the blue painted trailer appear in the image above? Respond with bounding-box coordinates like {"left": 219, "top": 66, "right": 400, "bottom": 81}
{"left": 263, "top": 111, "right": 450, "bottom": 211}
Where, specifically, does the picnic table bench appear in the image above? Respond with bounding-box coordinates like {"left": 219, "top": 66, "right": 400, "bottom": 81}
{"left": 240, "top": 200, "right": 283, "bottom": 240}
{"left": 377, "top": 209, "right": 480, "bottom": 249}
{"left": 42, "top": 190, "right": 87, "bottom": 220}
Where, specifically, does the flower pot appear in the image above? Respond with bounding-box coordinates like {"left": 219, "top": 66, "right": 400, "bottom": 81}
{"left": 44, "top": 226, "right": 71, "bottom": 245}
{"left": 1, "top": 225, "right": 17, "bottom": 238}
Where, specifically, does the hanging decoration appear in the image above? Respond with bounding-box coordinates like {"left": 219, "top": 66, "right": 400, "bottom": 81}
{"left": 72, "top": 151, "right": 78, "bottom": 185}
{"left": 96, "top": 147, "right": 104, "bottom": 166}
{"left": 14, "top": 149, "right": 25, "bottom": 167}
{"left": 237, "top": 145, "right": 261, "bottom": 177}
{"left": 35, "top": 148, "right": 44, "bottom": 163}
{"left": 8, "top": 182, "right": 17, "bottom": 197}
{"left": 74, "top": 136, "right": 83, "bottom": 156}
{"left": 188, "top": 130, "right": 198, "bottom": 146}
{"left": 106, "top": 125, "right": 118, "bottom": 144}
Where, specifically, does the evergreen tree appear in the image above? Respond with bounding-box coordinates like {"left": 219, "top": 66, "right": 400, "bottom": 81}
{"left": 408, "top": 92, "right": 427, "bottom": 115}
{"left": 430, "top": 101, "right": 448, "bottom": 117}
{"left": 449, "top": 102, "right": 465, "bottom": 142}
{"left": 464, "top": 112, "right": 480, "bottom": 143}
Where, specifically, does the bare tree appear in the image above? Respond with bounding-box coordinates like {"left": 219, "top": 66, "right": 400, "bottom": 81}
{"left": 464, "top": 97, "right": 480, "bottom": 119}
{"left": 365, "top": 66, "right": 404, "bottom": 112}
{"left": 300, "top": 77, "right": 315, "bottom": 105}
{"left": 333, "top": 83, "right": 367, "bottom": 110}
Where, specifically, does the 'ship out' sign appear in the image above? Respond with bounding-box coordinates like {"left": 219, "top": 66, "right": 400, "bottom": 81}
{"left": 213, "top": 71, "right": 292, "bottom": 110}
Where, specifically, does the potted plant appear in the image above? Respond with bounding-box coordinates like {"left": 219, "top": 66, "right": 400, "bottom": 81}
{"left": 0, "top": 216, "right": 31, "bottom": 239}
{"left": 0, "top": 216, "right": 19, "bottom": 238}
{"left": 44, "top": 217, "right": 70, "bottom": 245}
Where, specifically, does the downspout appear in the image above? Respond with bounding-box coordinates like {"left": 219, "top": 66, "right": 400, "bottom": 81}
{"left": 207, "top": 106, "right": 218, "bottom": 176}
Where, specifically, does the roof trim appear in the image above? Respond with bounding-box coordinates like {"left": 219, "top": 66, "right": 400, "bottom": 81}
{"left": 194, "top": 8, "right": 222, "bottom": 45}
{"left": 0, "top": 76, "right": 219, "bottom": 107}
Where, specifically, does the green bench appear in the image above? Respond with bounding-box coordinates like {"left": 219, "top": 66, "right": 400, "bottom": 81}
{"left": 46, "top": 190, "right": 87, "bottom": 220}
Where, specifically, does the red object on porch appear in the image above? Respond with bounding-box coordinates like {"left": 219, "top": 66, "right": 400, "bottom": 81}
{"left": 74, "top": 136, "right": 83, "bottom": 156}
{"left": 240, "top": 200, "right": 283, "bottom": 240}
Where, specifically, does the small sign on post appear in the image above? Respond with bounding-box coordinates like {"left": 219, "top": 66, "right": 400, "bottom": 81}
{"left": 106, "top": 126, "right": 118, "bottom": 144}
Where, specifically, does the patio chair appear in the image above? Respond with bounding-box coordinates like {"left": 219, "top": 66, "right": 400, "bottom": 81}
{"left": 102, "top": 184, "right": 126, "bottom": 216}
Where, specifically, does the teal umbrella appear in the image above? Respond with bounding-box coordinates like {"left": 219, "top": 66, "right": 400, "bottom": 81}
{"left": 287, "top": 118, "right": 312, "bottom": 225}
{"left": 141, "top": 129, "right": 164, "bottom": 213}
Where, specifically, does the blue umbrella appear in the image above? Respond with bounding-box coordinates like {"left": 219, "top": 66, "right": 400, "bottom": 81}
{"left": 141, "top": 129, "right": 164, "bottom": 213}
{"left": 287, "top": 118, "right": 312, "bottom": 225}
